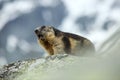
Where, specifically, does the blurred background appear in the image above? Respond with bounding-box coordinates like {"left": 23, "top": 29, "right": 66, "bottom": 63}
{"left": 0, "top": 0, "right": 120, "bottom": 65}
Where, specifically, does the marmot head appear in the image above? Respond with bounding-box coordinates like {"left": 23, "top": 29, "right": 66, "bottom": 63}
{"left": 35, "top": 26, "right": 57, "bottom": 41}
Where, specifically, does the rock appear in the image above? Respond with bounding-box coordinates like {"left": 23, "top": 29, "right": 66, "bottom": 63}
{"left": 0, "top": 59, "right": 36, "bottom": 80}
{"left": 0, "top": 55, "right": 79, "bottom": 80}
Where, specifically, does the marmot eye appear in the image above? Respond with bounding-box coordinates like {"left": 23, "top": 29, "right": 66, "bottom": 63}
{"left": 48, "top": 29, "right": 51, "bottom": 32}
{"left": 49, "top": 27, "right": 52, "bottom": 29}
{"left": 47, "top": 27, "right": 52, "bottom": 31}
{"left": 42, "top": 29, "right": 46, "bottom": 32}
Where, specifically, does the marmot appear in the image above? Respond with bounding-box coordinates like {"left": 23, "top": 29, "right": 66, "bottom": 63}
{"left": 34, "top": 26, "right": 95, "bottom": 56}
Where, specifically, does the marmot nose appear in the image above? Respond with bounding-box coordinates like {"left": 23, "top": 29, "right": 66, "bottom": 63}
{"left": 34, "top": 29, "right": 39, "bottom": 34}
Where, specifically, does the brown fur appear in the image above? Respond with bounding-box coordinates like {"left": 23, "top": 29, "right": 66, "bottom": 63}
{"left": 35, "top": 26, "right": 95, "bottom": 56}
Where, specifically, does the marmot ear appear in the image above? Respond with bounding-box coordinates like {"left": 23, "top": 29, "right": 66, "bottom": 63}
{"left": 52, "top": 27, "right": 62, "bottom": 37}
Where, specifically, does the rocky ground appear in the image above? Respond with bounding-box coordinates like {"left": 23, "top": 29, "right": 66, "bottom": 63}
{"left": 0, "top": 27, "right": 120, "bottom": 80}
